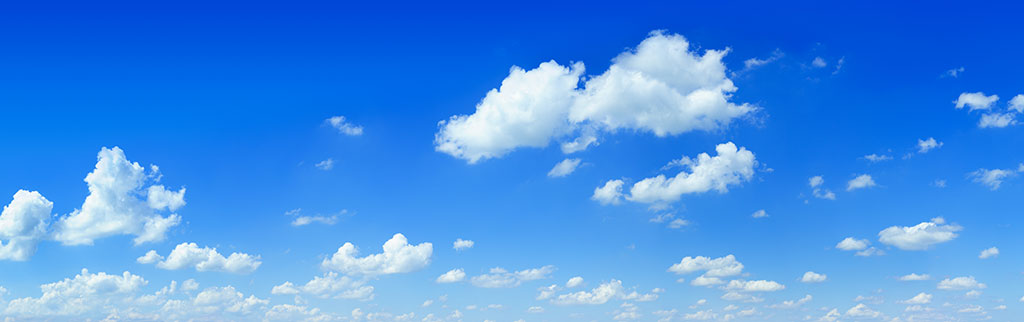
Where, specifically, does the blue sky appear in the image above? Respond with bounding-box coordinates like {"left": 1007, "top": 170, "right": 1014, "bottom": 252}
{"left": 2, "top": 1, "right": 1024, "bottom": 321}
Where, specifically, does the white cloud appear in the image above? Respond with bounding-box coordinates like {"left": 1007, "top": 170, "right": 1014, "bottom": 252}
{"left": 527, "top": 306, "right": 544, "bottom": 313}
{"left": 751, "top": 209, "right": 768, "bottom": 218}
{"left": 435, "top": 31, "right": 755, "bottom": 163}
{"left": 690, "top": 275, "right": 724, "bottom": 287}
{"left": 945, "top": 67, "right": 965, "bottom": 78}
{"left": 566, "top": 276, "right": 584, "bottom": 288}
{"left": 903, "top": 292, "right": 932, "bottom": 304}
{"left": 878, "top": 217, "right": 961, "bottom": 250}
{"left": 937, "top": 276, "right": 986, "bottom": 290}
{"left": 917, "top": 137, "right": 943, "bottom": 153}
{"left": 979, "top": 112, "right": 1017, "bottom": 128}
{"left": 668, "top": 218, "right": 690, "bottom": 229}
{"left": 725, "top": 280, "right": 785, "bottom": 292}
{"left": 271, "top": 272, "right": 373, "bottom": 300}
{"left": 142, "top": 242, "right": 261, "bottom": 274}
{"left": 835, "top": 237, "right": 869, "bottom": 251}
{"left": 811, "top": 57, "right": 827, "bottom": 68}
{"left": 741, "top": 50, "right": 783, "bottom": 70}
{"left": 768, "top": 294, "right": 812, "bottom": 309}
{"left": 3, "top": 268, "right": 147, "bottom": 316}
{"left": 321, "top": 233, "right": 432, "bottom": 276}
{"left": 551, "top": 279, "right": 658, "bottom": 305}
{"left": 801, "top": 271, "right": 827, "bottom": 283}
{"left": 899, "top": 273, "right": 931, "bottom": 281}
{"left": 453, "top": 238, "right": 474, "bottom": 251}
{"left": 326, "top": 116, "right": 363, "bottom": 136}
{"left": 53, "top": 147, "right": 183, "bottom": 246}
{"left": 979, "top": 247, "right": 999, "bottom": 259}
{"left": 846, "top": 174, "right": 876, "bottom": 191}
{"left": 622, "top": 142, "right": 757, "bottom": 205}
{"left": 1010, "top": 94, "right": 1024, "bottom": 113}
{"left": 592, "top": 179, "right": 625, "bottom": 205}
{"left": 969, "top": 167, "right": 1018, "bottom": 190}
{"left": 809, "top": 176, "right": 836, "bottom": 200}
{"left": 436, "top": 268, "right": 466, "bottom": 283}
{"left": 0, "top": 190, "right": 53, "bottom": 261}
{"left": 845, "top": 303, "right": 881, "bottom": 318}
{"left": 470, "top": 265, "right": 555, "bottom": 288}
{"left": 668, "top": 254, "right": 744, "bottom": 277}
{"left": 285, "top": 209, "right": 343, "bottom": 227}
{"left": 314, "top": 158, "right": 334, "bottom": 170}
{"left": 862, "top": 154, "right": 892, "bottom": 162}
{"left": 548, "top": 158, "right": 582, "bottom": 178}
{"left": 954, "top": 92, "right": 999, "bottom": 111}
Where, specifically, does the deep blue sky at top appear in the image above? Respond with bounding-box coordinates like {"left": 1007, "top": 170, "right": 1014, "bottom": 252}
{"left": 1, "top": 0, "right": 1024, "bottom": 319}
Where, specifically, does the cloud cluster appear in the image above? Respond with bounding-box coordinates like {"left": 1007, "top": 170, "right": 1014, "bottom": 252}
{"left": 321, "top": 233, "right": 433, "bottom": 276}
{"left": 137, "top": 242, "right": 262, "bottom": 274}
{"left": 551, "top": 279, "right": 658, "bottom": 305}
{"left": 470, "top": 265, "right": 555, "bottom": 288}
{"left": 878, "top": 217, "right": 961, "bottom": 250}
{"left": 954, "top": 92, "right": 1024, "bottom": 128}
{"left": 0, "top": 190, "right": 53, "bottom": 261}
{"left": 435, "top": 31, "right": 755, "bottom": 163}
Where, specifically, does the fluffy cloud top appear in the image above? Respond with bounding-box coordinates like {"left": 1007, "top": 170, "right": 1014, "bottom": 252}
{"left": 846, "top": 174, "right": 876, "bottom": 191}
{"left": 53, "top": 147, "right": 183, "bottom": 246}
{"left": 139, "top": 242, "right": 261, "bottom": 274}
{"left": 0, "top": 190, "right": 53, "bottom": 261}
{"left": 271, "top": 272, "right": 374, "bottom": 300}
{"left": 878, "top": 217, "right": 961, "bottom": 250}
{"left": 435, "top": 31, "right": 755, "bottom": 163}
{"left": 809, "top": 176, "right": 836, "bottom": 200}
{"left": 899, "top": 273, "right": 931, "bottom": 281}
{"left": 978, "top": 247, "right": 999, "bottom": 259}
{"left": 591, "top": 179, "right": 625, "bottom": 205}
{"left": 453, "top": 238, "right": 474, "bottom": 251}
{"left": 917, "top": 137, "right": 943, "bottom": 153}
{"left": 436, "top": 268, "right": 466, "bottom": 283}
{"left": 321, "top": 233, "right": 432, "bottom": 276}
{"left": 725, "top": 279, "right": 785, "bottom": 292}
{"left": 954, "top": 92, "right": 999, "bottom": 111}
{"left": 937, "top": 276, "right": 986, "bottom": 290}
{"left": 903, "top": 292, "right": 932, "bottom": 304}
{"left": 551, "top": 279, "right": 657, "bottom": 305}
{"left": 801, "top": 271, "right": 827, "bottom": 283}
{"left": 668, "top": 254, "right": 744, "bottom": 277}
{"left": 566, "top": 276, "right": 584, "bottom": 288}
{"left": 4, "top": 268, "right": 147, "bottom": 317}
{"left": 470, "top": 265, "right": 555, "bottom": 288}
{"left": 835, "top": 237, "right": 869, "bottom": 251}
{"left": 969, "top": 166, "right": 1021, "bottom": 190}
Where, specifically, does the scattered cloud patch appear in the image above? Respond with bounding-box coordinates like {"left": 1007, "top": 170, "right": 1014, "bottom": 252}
{"left": 978, "top": 247, "right": 999, "bottom": 259}
{"left": 321, "top": 233, "right": 432, "bottom": 276}
{"left": 139, "top": 242, "right": 261, "bottom": 274}
{"left": 453, "top": 238, "right": 474, "bottom": 251}
{"left": 846, "top": 174, "right": 876, "bottom": 191}
{"left": 326, "top": 116, "right": 363, "bottom": 136}
{"left": 547, "top": 158, "right": 582, "bottom": 178}
{"left": 470, "top": 266, "right": 555, "bottom": 288}
{"left": 315, "top": 158, "right": 335, "bottom": 170}
{"left": 436, "top": 269, "right": 466, "bottom": 283}
{"left": 801, "top": 271, "right": 827, "bottom": 283}
{"left": 937, "top": 276, "right": 986, "bottom": 290}
{"left": 878, "top": 217, "right": 961, "bottom": 250}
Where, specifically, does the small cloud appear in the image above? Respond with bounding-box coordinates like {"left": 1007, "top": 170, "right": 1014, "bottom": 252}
{"left": 751, "top": 209, "right": 768, "bottom": 218}
{"left": 325, "top": 116, "right": 364, "bottom": 136}
{"left": 453, "top": 238, "right": 474, "bottom": 251}
{"left": 547, "top": 158, "right": 582, "bottom": 178}
{"left": 315, "top": 158, "right": 334, "bottom": 170}
{"left": 811, "top": 57, "right": 827, "bottom": 68}
{"left": 847, "top": 174, "right": 876, "bottom": 191}
{"left": 801, "top": 271, "right": 827, "bottom": 283}
{"left": 862, "top": 154, "right": 892, "bottom": 163}
{"left": 917, "top": 137, "right": 943, "bottom": 153}
{"left": 943, "top": 67, "right": 965, "bottom": 78}
{"left": 978, "top": 247, "right": 999, "bottom": 259}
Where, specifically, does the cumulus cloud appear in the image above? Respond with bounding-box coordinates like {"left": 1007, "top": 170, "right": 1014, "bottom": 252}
{"left": 809, "top": 176, "right": 836, "bottom": 200}
{"left": 979, "top": 112, "right": 1017, "bottom": 128}
{"left": 326, "top": 116, "right": 363, "bottom": 136}
{"left": 599, "top": 142, "right": 756, "bottom": 207}
{"left": 436, "top": 269, "right": 466, "bottom": 283}
{"left": 548, "top": 158, "right": 582, "bottom": 178}
{"left": 845, "top": 303, "right": 881, "bottom": 318}
{"left": 979, "top": 247, "right": 999, "bottom": 259}
{"left": 1011, "top": 94, "right": 1024, "bottom": 113}
{"left": 314, "top": 158, "right": 334, "bottom": 170}
{"left": 768, "top": 294, "right": 812, "bottom": 309}
{"left": 954, "top": 92, "right": 999, "bottom": 111}
{"left": 917, "top": 137, "right": 943, "bottom": 153}
{"left": 321, "top": 233, "right": 432, "bottom": 276}
{"left": 751, "top": 209, "right": 768, "bottom": 218}
{"left": 969, "top": 166, "right": 1020, "bottom": 190}
{"left": 470, "top": 265, "right": 555, "bottom": 288}
{"left": 285, "top": 208, "right": 343, "bottom": 227}
{"left": 668, "top": 255, "right": 744, "bottom": 278}
{"left": 566, "top": 276, "right": 584, "bottom": 288}
{"left": 592, "top": 179, "right": 625, "bottom": 205}
{"left": 944, "top": 67, "right": 965, "bottom": 78}
{"left": 846, "top": 174, "right": 876, "bottom": 191}
{"left": 725, "top": 280, "right": 785, "bottom": 292}
{"left": 899, "top": 273, "right": 931, "bottom": 281}
{"left": 453, "top": 238, "right": 474, "bottom": 251}
{"left": 878, "top": 217, "right": 961, "bottom": 250}
{"left": 862, "top": 154, "right": 892, "bottom": 162}
{"left": 903, "top": 292, "right": 932, "bottom": 304}
{"left": 435, "top": 31, "right": 755, "bottom": 163}
{"left": 801, "top": 271, "right": 827, "bottom": 283}
{"left": 551, "top": 280, "right": 657, "bottom": 305}
{"left": 53, "top": 147, "right": 183, "bottom": 246}
{"left": 835, "top": 237, "right": 869, "bottom": 251}
{"left": 271, "top": 272, "right": 374, "bottom": 300}
{"left": 140, "top": 242, "right": 261, "bottom": 274}
{"left": 937, "top": 276, "right": 986, "bottom": 290}
{"left": 0, "top": 190, "right": 53, "bottom": 261}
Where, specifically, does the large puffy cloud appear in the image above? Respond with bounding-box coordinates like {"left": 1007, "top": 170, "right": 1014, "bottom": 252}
{"left": 53, "top": 147, "right": 184, "bottom": 246}
{"left": 271, "top": 272, "right": 374, "bottom": 300}
{"left": 138, "top": 242, "right": 262, "bottom": 274}
{"left": 878, "top": 217, "right": 962, "bottom": 250}
{"left": 0, "top": 190, "right": 53, "bottom": 261}
{"left": 321, "top": 233, "right": 432, "bottom": 276}
{"left": 470, "top": 265, "right": 555, "bottom": 288}
{"left": 551, "top": 279, "right": 658, "bottom": 305}
{"left": 435, "top": 31, "right": 756, "bottom": 163}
